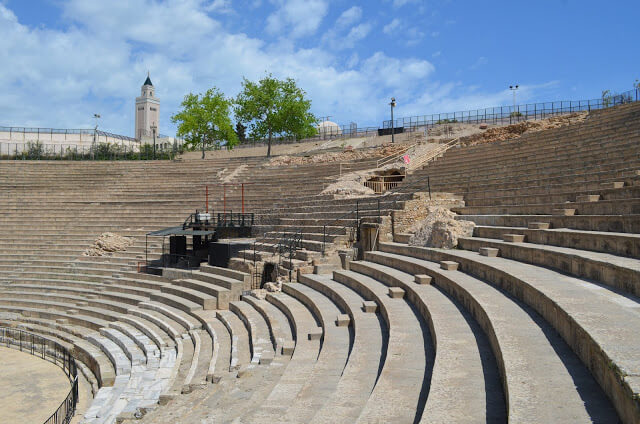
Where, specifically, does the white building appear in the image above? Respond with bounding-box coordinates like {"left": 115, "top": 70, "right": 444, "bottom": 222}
{"left": 135, "top": 73, "right": 160, "bottom": 140}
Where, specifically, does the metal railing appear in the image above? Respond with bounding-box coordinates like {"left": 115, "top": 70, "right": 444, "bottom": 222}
{"left": 383, "top": 89, "right": 640, "bottom": 130}
{"left": 376, "top": 142, "right": 417, "bottom": 168}
{"left": 407, "top": 137, "right": 460, "bottom": 171}
{"left": 0, "top": 327, "right": 79, "bottom": 424}
{"left": 363, "top": 177, "right": 405, "bottom": 194}
{"left": 0, "top": 126, "right": 137, "bottom": 142}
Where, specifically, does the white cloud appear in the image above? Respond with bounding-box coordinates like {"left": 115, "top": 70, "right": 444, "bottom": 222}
{"left": 336, "top": 6, "right": 362, "bottom": 28}
{"left": 343, "top": 23, "right": 373, "bottom": 48}
{"left": 1, "top": 1, "right": 557, "bottom": 138}
{"left": 205, "top": 0, "right": 234, "bottom": 14}
{"left": 392, "top": 0, "right": 419, "bottom": 7}
{"left": 470, "top": 56, "right": 488, "bottom": 70}
{"left": 383, "top": 18, "right": 400, "bottom": 35}
{"left": 266, "top": 0, "right": 328, "bottom": 39}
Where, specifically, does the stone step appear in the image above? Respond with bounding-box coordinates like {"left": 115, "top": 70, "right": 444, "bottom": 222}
{"left": 380, "top": 241, "right": 637, "bottom": 423}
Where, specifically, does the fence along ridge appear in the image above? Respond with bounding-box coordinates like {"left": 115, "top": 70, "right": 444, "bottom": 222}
{"left": 383, "top": 88, "right": 639, "bottom": 129}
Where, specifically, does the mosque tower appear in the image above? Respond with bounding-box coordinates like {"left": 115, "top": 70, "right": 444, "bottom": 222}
{"left": 135, "top": 73, "right": 160, "bottom": 140}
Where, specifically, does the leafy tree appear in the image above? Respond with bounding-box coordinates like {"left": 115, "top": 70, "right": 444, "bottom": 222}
{"left": 235, "top": 74, "right": 316, "bottom": 157}
{"left": 172, "top": 88, "right": 238, "bottom": 158}
{"left": 235, "top": 121, "right": 247, "bottom": 143}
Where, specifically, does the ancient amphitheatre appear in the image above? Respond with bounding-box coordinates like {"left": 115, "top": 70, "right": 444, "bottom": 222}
{"left": 1, "top": 95, "right": 639, "bottom": 424}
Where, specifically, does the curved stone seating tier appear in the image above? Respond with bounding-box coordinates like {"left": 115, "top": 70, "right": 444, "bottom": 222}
{"left": 380, "top": 241, "right": 637, "bottom": 423}
{"left": 331, "top": 268, "right": 431, "bottom": 423}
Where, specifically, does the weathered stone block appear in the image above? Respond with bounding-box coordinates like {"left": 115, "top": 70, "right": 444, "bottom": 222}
{"left": 388, "top": 287, "right": 405, "bottom": 298}
{"left": 207, "top": 374, "right": 223, "bottom": 384}
{"left": 260, "top": 352, "right": 274, "bottom": 365}
{"left": 314, "top": 264, "right": 335, "bottom": 275}
{"left": 414, "top": 274, "right": 432, "bottom": 285}
{"left": 552, "top": 209, "right": 576, "bottom": 216}
{"left": 528, "top": 222, "right": 550, "bottom": 230}
{"left": 308, "top": 328, "right": 323, "bottom": 340}
{"left": 479, "top": 247, "right": 499, "bottom": 257}
{"left": 602, "top": 181, "right": 624, "bottom": 189}
{"left": 362, "top": 301, "right": 378, "bottom": 313}
{"left": 440, "top": 261, "right": 459, "bottom": 271}
{"left": 503, "top": 234, "right": 525, "bottom": 242}
{"left": 576, "top": 194, "right": 601, "bottom": 203}
{"left": 282, "top": 341, "right": 295, "bottom": 356}
{"left": 335, "top": 314, "right": 351, "bottom": 327}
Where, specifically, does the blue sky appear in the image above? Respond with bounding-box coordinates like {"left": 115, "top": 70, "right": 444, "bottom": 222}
{"left": 1, "top": 0, "right": 638, "bottom": 137}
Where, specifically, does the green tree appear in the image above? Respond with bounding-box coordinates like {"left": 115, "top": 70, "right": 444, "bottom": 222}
{"left": 235, "top": 121, "right": 247, "bottom": 143}
{"left": 235, "top": 74, "right": 317, "bottom": 157}
{"left": 172, "top": 88, "right": 238, "bottom": 158}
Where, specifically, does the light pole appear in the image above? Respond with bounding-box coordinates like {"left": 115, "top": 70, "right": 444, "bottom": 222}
{"left": 150, "top": 124, "right": 157, "bottom": 160}
{"left": 389, "top": 97, "right": 396, "bottom": 143}
{"left": 509, "top": 85, "right": 519, "bottom": 117}
{"left": 92, "top": 114, "right": 100, "bottom": 159}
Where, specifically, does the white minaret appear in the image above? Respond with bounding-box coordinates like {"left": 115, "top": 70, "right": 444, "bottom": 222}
{"left": 135, "top": 73, "right": 160, "bottom": 140}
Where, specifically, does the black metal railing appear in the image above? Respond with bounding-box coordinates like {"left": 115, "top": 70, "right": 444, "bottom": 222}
{"left": 183, "top": 212, "right": 255, "bottom": 230}
{"left": 383, "top": 89, "right": 640, "bottom": 130}
{"left": 0, "top": 327, "right": 79, "bottom": 424}
{"left": 278, "top": 230, "right": 303, "bottom": 281}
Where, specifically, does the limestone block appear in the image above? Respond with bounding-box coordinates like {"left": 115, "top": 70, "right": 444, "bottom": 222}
{"left": 576, "top": 194, "right": 601, "bottom": 203}
{"left": 55, "top": 318, "right": 68, "bottom": 325}
{"left": 67, "top": 309, "right": 79, "bottom": 315}
{"left": 314, "top": 264, "right": 335, "bottom": 275}
{"left": 260, "top": 352, "right": 274, "bottom": 365}
{"left": 601, "top": 181, "right": 624, "bottom": 189}
{"left": 388, "top": 287, "right": 405, "bottom": 298}
{"left": 335, "top": 314, "right": 351, "bottom": 327}
{"left": 282, "top": 341, "right": 295, "bottom": 356}
{"left": 479, "top": 247, "right": 499, "bottom": 257}
{"left": 414, "top": 274, "right": 432, "bottom": 285}
{"left": 207, "top": 374, "right": 223, "bottom": 384}
{"left": 528, "top": 222, "right": 550, "bottom": 230}
{"left": 552, "top": 209, "right": 576, "bottom": 216}
{"left": 503, "top": 234, "right": 526, "bottom": 242}
{"left": 308, "top": 327, "right": 323, "bottom": 340}
{"left": 158, "top": 393, "right": 176, "bottom": 405}
{"left": 362, "top": 301, "right": 378, "bottom": 313}
{"left": 440, "top": 261, "right": 459, "bottom": 271}
{"left": 237, "top": 365, "right": 252, "bottom": 378}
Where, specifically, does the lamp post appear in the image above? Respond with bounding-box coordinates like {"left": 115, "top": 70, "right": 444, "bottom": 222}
{"left": 150, "top": 124, "right": 157, "bottom": 160}
{"left": 92, "top": 114, "right": 100, "bottom": 160}
{"left": 509, "top": 85, "right": 519, "bottom": 120}
{"left": 389, "top": 97, "right": 396, "bottom": 143}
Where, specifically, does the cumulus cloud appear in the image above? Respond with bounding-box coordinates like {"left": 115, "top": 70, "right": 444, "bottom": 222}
{"left": 383, "top": 18, "right": 400, "bottom": 35}
{"left": 336, "top": 6, "right": 362, "bottom": 28}
{"left": 266, "top": 0, "right": 328, "bottom": 39}
{"left": 0, "top": 1, "right": 548, "bottom": 138}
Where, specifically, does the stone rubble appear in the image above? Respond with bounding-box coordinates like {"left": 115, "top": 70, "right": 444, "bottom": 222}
{"left": 408, "top": 206, "right": 475, "bottom": 249}
{"left": 83, "top": 232, "right": 135, "bottom": 256}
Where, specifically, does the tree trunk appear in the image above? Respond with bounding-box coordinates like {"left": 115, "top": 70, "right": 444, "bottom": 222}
{"left": 267, "top": 129, "right": 272, "bottom": 157}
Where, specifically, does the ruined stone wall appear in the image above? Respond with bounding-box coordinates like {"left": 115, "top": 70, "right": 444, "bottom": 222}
{"left": 391, "top": 192, "right": 465, "bottom": 235}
